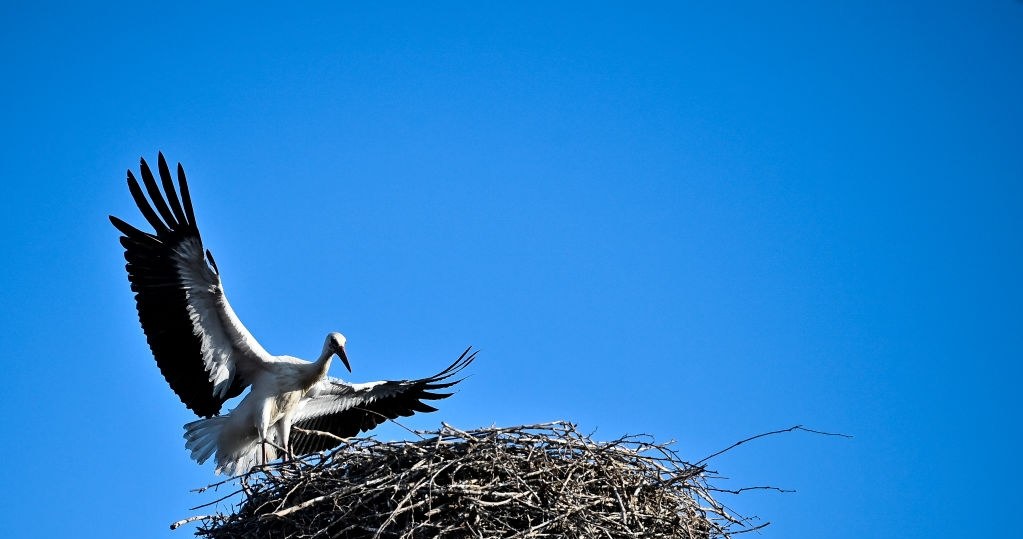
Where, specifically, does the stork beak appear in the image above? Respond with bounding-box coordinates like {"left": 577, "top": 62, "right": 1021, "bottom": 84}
{"left": 337, "top": 346, "right": 352, "bottom": 372}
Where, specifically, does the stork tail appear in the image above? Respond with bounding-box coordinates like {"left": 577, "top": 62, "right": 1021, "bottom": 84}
{"left": 183, "top": 416, "right": 228, "bottom": 466}
{"left": 184, "top": 416, "right": 275, "bottom": 476}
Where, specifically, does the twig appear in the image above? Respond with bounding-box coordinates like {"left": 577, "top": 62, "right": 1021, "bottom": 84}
{"left": 696, "top": 425, "right": 851, "bottom": 465}
{"left": 170, "top": 514, "right": 214, "bottom": 530}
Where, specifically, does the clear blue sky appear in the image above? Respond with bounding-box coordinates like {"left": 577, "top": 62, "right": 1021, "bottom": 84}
{"left": 1, "top": 2, "right": 1020, "bottom": 537}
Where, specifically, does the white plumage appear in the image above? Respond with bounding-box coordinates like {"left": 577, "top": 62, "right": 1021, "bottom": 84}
{"left": 111, "top": 153, "right": 474, "bottom": 475}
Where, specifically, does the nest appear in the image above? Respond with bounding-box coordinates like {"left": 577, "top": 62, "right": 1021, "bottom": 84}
{"left": 186, "top": 422, "right": 750, "bottom": 538}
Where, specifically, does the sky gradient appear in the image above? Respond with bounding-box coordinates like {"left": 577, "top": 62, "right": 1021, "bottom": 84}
{"left": 1, "top": 2, "right": 1020, "bottom": 537}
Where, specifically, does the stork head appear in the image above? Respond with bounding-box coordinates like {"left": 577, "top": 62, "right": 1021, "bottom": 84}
{"left": 325, "top": 332, "right": 351, "bottom": 372}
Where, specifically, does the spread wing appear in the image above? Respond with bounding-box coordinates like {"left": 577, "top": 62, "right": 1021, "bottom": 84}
{"left": 110, "top": 153, "right": 270, "bottom": 417}
{"left": 289, "top": 347, "right": 477, "bottom": 455}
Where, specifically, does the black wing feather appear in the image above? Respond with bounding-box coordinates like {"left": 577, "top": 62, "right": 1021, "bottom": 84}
{"left": 157, "top": 152, "right": 189, "bottom": 226}
{"left": 139, "top": 157, "right": 179, "bottom": 228}
{"left": 126, "top": 169, "right": 171, "bottom": 236}
{"left": 177, "top": 163, "right": 198, "bottom": 229}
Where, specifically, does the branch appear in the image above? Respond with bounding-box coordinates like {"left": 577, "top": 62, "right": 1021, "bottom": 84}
{"left": 708, "top": 485, "right": 796, "bottom": 494}
{"left": 170, "top": 514, "right": 214, "bottom": 530}
{"left": 696, "top": 425, "right": 851, "bottom": 466}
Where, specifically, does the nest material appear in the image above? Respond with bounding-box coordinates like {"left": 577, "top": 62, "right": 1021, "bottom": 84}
{"left": 191, "top": 422, "right": 745, "bottom": 538}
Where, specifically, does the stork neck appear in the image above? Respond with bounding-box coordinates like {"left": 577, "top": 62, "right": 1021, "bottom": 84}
{"left": 303, "top": 346, "right": 333, "bottom": 385}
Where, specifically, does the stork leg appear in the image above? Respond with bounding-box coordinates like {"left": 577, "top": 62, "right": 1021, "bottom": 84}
{"left": 283, "top": 436, "right": 294, "bottom": 463}
{"left": 257, "top": 402, "right": 273, "bottom": 469}
{"left": 276, "top": 418, "right": 296, "bottom": 464}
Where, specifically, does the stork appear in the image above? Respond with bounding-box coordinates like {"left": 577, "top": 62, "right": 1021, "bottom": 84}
{"left": 110, "top": 153, "right": 476, "bottom": 475}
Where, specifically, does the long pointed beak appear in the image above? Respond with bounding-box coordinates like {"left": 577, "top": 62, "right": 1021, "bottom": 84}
{"left": 337, "top": 346, "right": 352, "bottom": 372}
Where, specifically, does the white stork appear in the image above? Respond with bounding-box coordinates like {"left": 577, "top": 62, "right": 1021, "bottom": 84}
{"left": 110, "top": 153, "right": 476, "bottom": 475}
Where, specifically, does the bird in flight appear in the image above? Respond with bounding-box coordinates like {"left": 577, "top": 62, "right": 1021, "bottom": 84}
{"left": 110, "top": 153, "right": 475, "bottom": 475}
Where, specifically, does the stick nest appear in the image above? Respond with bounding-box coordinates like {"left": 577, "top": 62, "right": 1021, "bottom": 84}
{"left": 190, "top": 422, "right": 746, "bottom": 538}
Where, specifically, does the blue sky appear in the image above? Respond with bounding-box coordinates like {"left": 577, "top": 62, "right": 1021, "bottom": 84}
{"left": 1, "top": 2, "right": 1020, "bottom": 537}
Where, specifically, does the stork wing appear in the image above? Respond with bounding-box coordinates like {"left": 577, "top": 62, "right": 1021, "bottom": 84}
{"left": 110, "top": 153, "right": 270, "bottom": 418}
{"left": 289, "top": 347, "right": 477, "bottom": 455}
